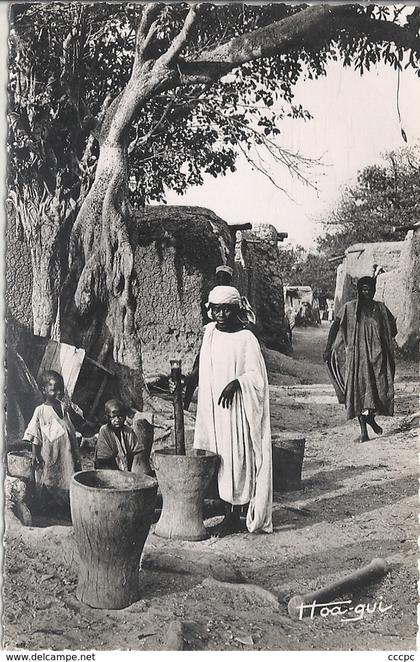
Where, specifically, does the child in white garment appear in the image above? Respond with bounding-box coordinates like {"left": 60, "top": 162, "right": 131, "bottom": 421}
{"left": 23, "top": 370, "right": 82, "bottom": 510}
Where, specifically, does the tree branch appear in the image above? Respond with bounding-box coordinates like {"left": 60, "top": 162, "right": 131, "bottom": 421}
{"left": 128, "top": 100, "right": 173, "bottom": 155}
{"left": 134, "top": 2, "right": 163, "bottom": 66}
{"left": 202, "top": 102, "right": 322, "bottom": 193}
{"left": 180, "top": 4, "right": 420, "bottom": 82}
{"left": 142, "top": 18, "right": 161, "bottom": 54}
{"left": 159, "top": 3, "right": 202, "bottom": 66}
{"left": 99, "top": 3, "right": 420, "bottom": 151}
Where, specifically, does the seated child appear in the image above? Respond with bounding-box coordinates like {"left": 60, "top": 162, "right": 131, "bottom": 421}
{"left": 94, "top": 399, "right": 152, "bottom": 475}
{"left": 23, "top": 370, "right": 83, "bottom": 509}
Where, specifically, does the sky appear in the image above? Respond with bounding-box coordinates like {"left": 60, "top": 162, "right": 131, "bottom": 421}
{"left": 164, "top": 61, "right": 420, "bottom": 249}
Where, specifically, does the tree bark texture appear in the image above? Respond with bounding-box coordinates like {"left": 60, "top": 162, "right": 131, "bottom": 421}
{"left": 8, "top": 184, "right": 72, "bottom": 337}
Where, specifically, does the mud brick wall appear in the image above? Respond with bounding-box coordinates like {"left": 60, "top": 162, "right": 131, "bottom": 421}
{"left": 6, "top": 205, "right": 292, "bottom": 381}
{"left": 135, "top": 206, "right": 234, "bottom": 378}
{"left": 375, "top": 229, "right": 420, "bottom": 354}
{"left": 334, "top": 241, "right": 403, "bottom": 314}
{"left": 234, "top": 224, "right": 292, "bottom": 355}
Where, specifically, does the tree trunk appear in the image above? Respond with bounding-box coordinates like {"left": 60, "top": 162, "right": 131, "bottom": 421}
{"left": 63, "top": 67, "right": 172, "bottom": 406}
{"left": 70, "top": 146, "right": 134, "bottom": 352}
{"left": 63, "top": 131, "right": 145, "bottom": 404}
{"left": 30, "top": 220, "right": 62, "bottom": 338}
{"left": 9, "top": 182, "right": 70, "bottom": 339}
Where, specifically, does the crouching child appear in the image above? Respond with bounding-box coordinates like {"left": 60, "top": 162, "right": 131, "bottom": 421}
{"left": 94, "top": 399, "right": 152, "bottom": 475}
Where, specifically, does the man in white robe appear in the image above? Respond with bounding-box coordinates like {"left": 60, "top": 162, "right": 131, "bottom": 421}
{"left": 191, "top": 286, "right": 272, "bottom": 536}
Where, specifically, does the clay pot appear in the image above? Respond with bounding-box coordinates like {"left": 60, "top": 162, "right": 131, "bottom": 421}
{"left": 272, "top": 436, "right": 306, "bottom": 492}
{"left": 7, "top": 450, "right": 34, "bottom": 482}
{"left": 70, "top": 470, "right": 157, "bottom": 609}
{"left": 153, "top": 448, "right": 218, "bottom": 541}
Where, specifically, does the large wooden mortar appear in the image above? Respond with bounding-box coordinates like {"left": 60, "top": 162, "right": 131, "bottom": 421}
{"left": 153, "top": 448, "right": 218, "bottom": 541}
{"left": 70, "top": 470, "right": 157, "bottom": 609}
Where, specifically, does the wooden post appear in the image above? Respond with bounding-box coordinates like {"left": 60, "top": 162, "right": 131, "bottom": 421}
{"left": 89, "top": 373, "right": 108, "bottom": 419}
{"left": 170, "top": 359, "right": 185, "bottom": 455}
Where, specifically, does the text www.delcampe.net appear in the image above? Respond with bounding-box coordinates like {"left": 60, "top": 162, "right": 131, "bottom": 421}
{"left": 5, "top": 654, "right": 96, "bottom": 662}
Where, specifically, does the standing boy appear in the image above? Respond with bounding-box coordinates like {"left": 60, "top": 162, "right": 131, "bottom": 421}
{"left": 23, "top": 370, "right": 82, "bottom": 510}
{"left": 186, "top": 285, "right": 272, "bottom": 537}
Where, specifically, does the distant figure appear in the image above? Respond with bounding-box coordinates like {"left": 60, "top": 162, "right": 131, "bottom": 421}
{"left": 318, "top": 294, "right": 326, "bottom": 321}
{"left": 284, "top": 305, "right": 295, "bottom": 343}
{"left": 215, "top": 265, "right": 234, "bottom": 286}
{"left": 323, "top": 276, "right": 397, "bottom": 443}
{"left": 327, "top": 299, "right": 335, "bottom": 323}
{"left": 295, "top": 305, "right": 304, "bottom": 327}
{"left": 95, "top": 399, "right": 151, "bottom": 475}
{"left": 312, "top": 296, "right": 321, "bottom": 325}
{"left": 296, "top": 302, "right": 312, "bottom": 326}
{"left": 181, "top": 286, "right": 272, "bottom": 537}
{"left": 23, "top": 370, "right": 83, "bottom": 509}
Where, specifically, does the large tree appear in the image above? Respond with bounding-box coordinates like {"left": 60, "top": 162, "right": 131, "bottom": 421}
{"left": 282, "top": 145, "right": 420, "bottom": 297}
{"left": 8, "top": 3, "right": 420, "bottom": 404}
{"left": 317, "top": 145, "right": 420, "bottom": 257}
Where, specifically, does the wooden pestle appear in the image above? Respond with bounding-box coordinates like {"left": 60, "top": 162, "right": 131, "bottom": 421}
{"left": 170, "top": 359, "right": 186, "bottom": 455}
{"left": 288, "top": 558, "right": 389, "bottom": 618}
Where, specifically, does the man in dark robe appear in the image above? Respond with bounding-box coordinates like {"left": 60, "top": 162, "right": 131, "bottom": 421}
{"left": 323, "top": 276, "right": 397, "bottom": 442}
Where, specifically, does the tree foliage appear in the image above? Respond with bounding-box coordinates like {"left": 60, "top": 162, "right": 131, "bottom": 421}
{"left": 280, "top": 145, "right": 420, "bottom": 298}
{"left": 9, "top": 4, "right": 420, "bottom": 214}
{"left": 317, "top": 145, "right": 420, "bottom": 257}
{"left": 280, "top": 246, "right": 337, "bottom": 298}
{"left": 8, "top": 2, "right": 318, "bottom": 216}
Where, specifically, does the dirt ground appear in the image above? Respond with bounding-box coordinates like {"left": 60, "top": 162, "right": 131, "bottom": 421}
{"left": 3, "top": 323, "right": 418, "bottom": 651}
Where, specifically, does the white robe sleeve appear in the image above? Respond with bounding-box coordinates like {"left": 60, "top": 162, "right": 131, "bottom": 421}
{"left": 237, "top": 333, "right": 272, "bottom": 533}
{"left": 23, "top": 406, "right": 43, "bottom": 446}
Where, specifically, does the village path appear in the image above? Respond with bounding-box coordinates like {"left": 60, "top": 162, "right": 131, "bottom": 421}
{"left": 3, "top": 324, "right": 418, "bottom": 652}
{"left": 291, "top": 323, "right": 331, "bottom": 370}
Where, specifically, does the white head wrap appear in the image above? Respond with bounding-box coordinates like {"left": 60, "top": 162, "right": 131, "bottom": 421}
{"left": 215, "top": 265, "right": 233, "bottom": 277}
{"left": 206, "top": 286, "right": 256, "bottom": 325}
{"left": 208, "top": 286, "right": 241, "bottom": 306}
